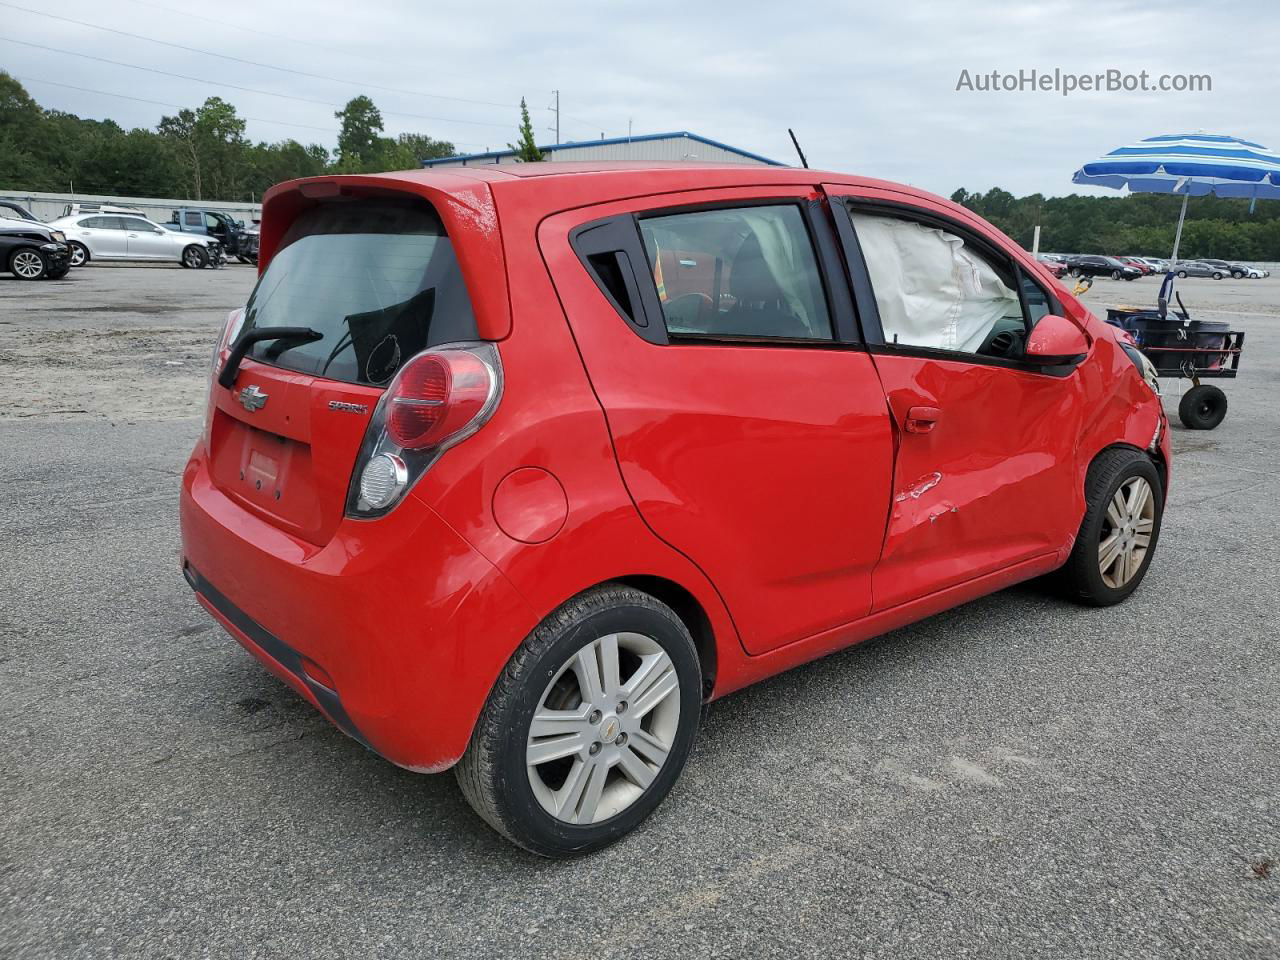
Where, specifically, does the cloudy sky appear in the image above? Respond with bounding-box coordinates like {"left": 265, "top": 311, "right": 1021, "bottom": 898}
{"left": 3, "top": 0, "right": 1276, "bottom": 197}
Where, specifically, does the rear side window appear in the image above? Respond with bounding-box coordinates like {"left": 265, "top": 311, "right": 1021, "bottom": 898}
{"left": 636, "top": 205, "right": 832, "bottom": 341}
{"left": 241, "top": 199, "right": 478, "bottom": 385}
{"left": 185, "top": 212, "right": 202, "bottom": 227}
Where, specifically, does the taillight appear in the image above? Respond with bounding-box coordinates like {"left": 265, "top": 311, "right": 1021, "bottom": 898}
{"left": 347, "top": 342, "right": 503, "bottom": 517}
{"left": 203, "top": 307, "right": 246, "bottom": 452}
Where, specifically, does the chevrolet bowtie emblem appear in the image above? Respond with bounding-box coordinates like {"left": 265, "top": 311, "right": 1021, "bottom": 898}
{"left": 238, "top": 384, "right": 268, "bottom": 412}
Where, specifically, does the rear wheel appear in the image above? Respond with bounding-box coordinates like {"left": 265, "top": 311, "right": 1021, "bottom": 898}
{"left": 1177, "top": 270, "right": 1188, "bottom": 278}
{"left": 1178, "top": 384, "right": 1227, "bottom": 430}
{"left": 8, "top": 248, "right": 47, "bottom": 280}
{"left": 1061, "top": 448, "right": 1163, "bottom": 606}
{"left": 69, "top": 243, "right": 89, "bottom": 267}
{"left": 181, "top": 245, "right": 208, "bottom": 269}
{"left": 455, "top": 585, "right": 702, "bottom": 858}
{"left": 1111, "top": 269, "right": 1121, "bottom": 280}
{"left": 1232, "top": 270, "right": 1244, "bottom": 279}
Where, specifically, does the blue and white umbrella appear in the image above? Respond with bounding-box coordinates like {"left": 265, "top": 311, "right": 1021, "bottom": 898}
{"left": 1072, "top": 133, "right": 1280, "bottom": 267}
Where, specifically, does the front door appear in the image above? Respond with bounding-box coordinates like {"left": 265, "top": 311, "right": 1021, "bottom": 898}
{"left": 539, "top": 187, "right": 895, "bottom": 655}
{"left": 122, "top": 217, "right": 173, "bottom": 260}
{"left": 823, "top": 186, "right": 1087, "bottom": 611}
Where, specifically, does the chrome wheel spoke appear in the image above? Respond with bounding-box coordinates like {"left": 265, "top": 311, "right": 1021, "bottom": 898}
{"left": 529, "top": 705, "right": 590, "bottom": 739}
{"left": 616, "top": 744, "right": 656, "bottom": 789}
{"left": 1098, "top": 532, "right": 1124, "bottom": 575}
{"left": 573, "top": 646, "right": 606, "bottom": 706}
{"left": 1106, "top": 500, "right": 1126, "bottom": 529}
{"left": 597, "top": 633, "right": 621, "bottom": 696}
{"left": 629, "top": 727, "right": 670, "bottom": 767}
{"left": 527, "top": 730, "right": 588, "bottom": 766}
{"left": 555, "top": 757, "right": 593, "bottom": 819}
{"left": 574, "top": 757, "right": 608, "bottom": 824}
{"left": 630, "top": 664, "right": 678, "bottom": 720}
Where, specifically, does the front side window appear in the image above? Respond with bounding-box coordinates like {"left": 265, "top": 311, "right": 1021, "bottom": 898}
{"left": 637, "top": 205, "right": 832, "bottom": 341}
{"left": 849, "top": 210, "right": 1025, "bottom": 356}
{"left": 240, "top": 198, "right": 478, "bottom": 386}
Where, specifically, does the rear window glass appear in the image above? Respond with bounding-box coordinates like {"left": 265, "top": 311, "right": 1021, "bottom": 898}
{"left": 241, "top": 199, "right": 477, "bottom": 385}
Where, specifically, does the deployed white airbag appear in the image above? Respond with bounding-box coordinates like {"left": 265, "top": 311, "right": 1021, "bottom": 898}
{"left": 851, "top": 213, "right": 1021, "bottom": 353}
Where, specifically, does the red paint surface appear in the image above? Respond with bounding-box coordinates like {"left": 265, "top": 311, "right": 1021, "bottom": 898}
{"left": 181, "top": 163, "right": 1169, "bottom": 772}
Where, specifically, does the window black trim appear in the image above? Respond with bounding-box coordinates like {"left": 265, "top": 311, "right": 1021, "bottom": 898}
{"left": 570, "top": 196, "right": 866, "bottom": 349}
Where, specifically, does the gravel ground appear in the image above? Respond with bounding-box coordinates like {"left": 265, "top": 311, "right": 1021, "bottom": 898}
{"left": 1, "top": 264, "right": 1278, "bottom": 958}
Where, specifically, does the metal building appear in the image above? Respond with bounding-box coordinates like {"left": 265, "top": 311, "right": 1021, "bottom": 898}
{"left": 422, "top": 131, "right": 783, "bottom": 169}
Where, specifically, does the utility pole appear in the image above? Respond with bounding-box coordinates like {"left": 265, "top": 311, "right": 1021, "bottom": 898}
{"left": 548, "top": 90, "right": 560, "bottom": 145}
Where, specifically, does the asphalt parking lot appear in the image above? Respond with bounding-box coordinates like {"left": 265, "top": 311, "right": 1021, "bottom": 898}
{"left": 2, "top": 264, "right": 1278, "bottom": 958}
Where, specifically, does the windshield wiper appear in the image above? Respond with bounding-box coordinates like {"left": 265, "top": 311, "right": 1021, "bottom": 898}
{"left": 217, "top": 326, "right": 322, "bottom": 388}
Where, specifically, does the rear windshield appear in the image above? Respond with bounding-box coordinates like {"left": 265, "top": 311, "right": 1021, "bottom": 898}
{"left": 241, "top": 198, "right": 477, "bottom": 385}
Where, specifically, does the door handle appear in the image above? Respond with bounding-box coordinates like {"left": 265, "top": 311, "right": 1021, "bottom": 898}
{"left": 127, "top": 233, "right": 139, "bottom": 238}
{"left": 904, "top": 405, "right": 940, "bottom": 434}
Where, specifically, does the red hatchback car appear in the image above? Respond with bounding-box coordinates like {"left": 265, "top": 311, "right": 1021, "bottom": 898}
{"left": 181, "top": 163, "right": 1170, "bottom": 856}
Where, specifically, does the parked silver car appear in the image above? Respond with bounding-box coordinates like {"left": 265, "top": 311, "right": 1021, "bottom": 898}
{"left": 46, "top": 214, "right": 221, "bottom": 268}
{"left": 1173, "top": 261, "right": 1226, "bottom": 279}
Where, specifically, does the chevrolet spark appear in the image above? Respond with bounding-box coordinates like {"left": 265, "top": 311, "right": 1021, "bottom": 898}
{"left": 180, "top": 163, "right": 1170, "bottom": 857}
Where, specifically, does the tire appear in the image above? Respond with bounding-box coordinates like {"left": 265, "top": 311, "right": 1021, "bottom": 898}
{"left": 1111, "top": 270, "right": 1121, "bottom": 280}
{"left": 1178, "top": 384, "right": 1228, "bottom": 430}
{"left": 69, "top": 242, "right": 89, "bottom": 267}
{"left": 8, "top": 247, "right": 48, "bottom": 280}
{"left": 1232, "top": 271, "right": 1244, "bottom": 279}
{"left": 181, "top": 245, "right": 208, "bottom": 269}
{"left": 1060, "top": 448, "right": 1163, "bottom": 607}
{"left": 455, "top": 584, "right": 702, "bottom": 858}
{"left": 1176, "top": 270, "right": 1188, "bottom": 279}
{"left": 1070, "top": 267, "right": 1081, "bottom": 278}
{"left": 1212, "top": 272, "right": 1223, "bottom": 280}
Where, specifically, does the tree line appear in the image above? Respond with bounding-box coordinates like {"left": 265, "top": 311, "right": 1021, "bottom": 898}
{"left": 951, "top": 187, "right": 1280, "bottom": 262}
{"left": 0, "top": 72, "right": 456, "bottom": 201}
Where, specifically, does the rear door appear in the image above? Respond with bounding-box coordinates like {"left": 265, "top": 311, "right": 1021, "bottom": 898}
{"left": 207, "top": 194, "right": 483, "bottom": 545}
{"left": 823, "top": 185, "right": 1086, "bottom": 610}
{"left": 539, "top": 187, "right": 895, "bottom": 655}
{"left": 81, "top": 216, "right": 128, "bottom": 258}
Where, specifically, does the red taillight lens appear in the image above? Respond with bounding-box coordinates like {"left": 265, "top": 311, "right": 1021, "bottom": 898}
{"left": 384, "top": 350, "right": 494, "bottom": 450}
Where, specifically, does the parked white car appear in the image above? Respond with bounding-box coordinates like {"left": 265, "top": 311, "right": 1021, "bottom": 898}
{"left": 46, "top": 213, "right": 221, "bottom": 268}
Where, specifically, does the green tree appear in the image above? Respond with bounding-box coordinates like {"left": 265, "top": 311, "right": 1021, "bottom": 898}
{"left": 158, "top": 97, "right": 247, "bottom": 199}
{"left": 335, "top": 95, "right": 384, "bottom": 170}
{"left": 509, "top": 98, "right": 544, "bottom": 162}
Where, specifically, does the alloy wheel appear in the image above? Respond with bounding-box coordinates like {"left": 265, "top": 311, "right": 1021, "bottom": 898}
{"left": 526, "top": 632, "right": 681, "bottom": 825}
{"left": 12, "top": 250, "right": 44, "bottom": 278}
{"left": 1098, "top": 477, "right": 1156, "bottom": 589}
{"left": 70, "top": 244, "right": 87, "bottom": 267}
{"left": 183, "top": 247, "right": 203, "bottom": 268}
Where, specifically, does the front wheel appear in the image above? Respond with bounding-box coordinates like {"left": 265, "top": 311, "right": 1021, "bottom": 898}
{"left": 8, "top": 248, "right": 48, "bottom": 280}
{"left": 69, "top": 242, "right": 89, "bottom": 267}
{"left": 1178, "top": 384, "right": 1227, "bottom": 430}
{"left": 181, "top": 245, "right": 208, "bottom": 269}
{"left": 455, "top": 585, "right": 702, "bottom": 857}
{"left": 1060, "top": 448, "right": 1163, "bottom": 606}
{"left": 1232, "top": 271, "right": 1244, "bottom": 279}
{"left": 1177, "top": 270, "right": 1188, "bottom": 278}
{"left": 1212, "top": 272, "right": 1223, "bottom": 280}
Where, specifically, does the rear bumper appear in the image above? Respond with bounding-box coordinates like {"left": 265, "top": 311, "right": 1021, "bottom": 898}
{"left": 180, "top": 446, "right": 538, "bottom": 772}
